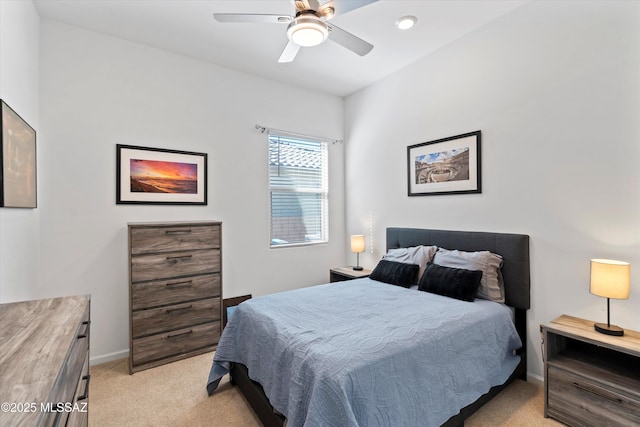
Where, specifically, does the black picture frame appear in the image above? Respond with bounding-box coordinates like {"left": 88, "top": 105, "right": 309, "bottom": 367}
{"left": 1, "top": 99, "right": 37, "bottom": 208}
{"left": 116, "top": 144, "right": 207, "bottom": 205}
{"left": 407, "top": 130, "right": 481, "bottom": 196}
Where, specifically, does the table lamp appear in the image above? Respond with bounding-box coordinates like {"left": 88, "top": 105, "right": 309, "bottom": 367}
{"left": 590, "top": 258, "right": 630, "bottom": 336}
{"left": 351, "top": 235, "right": 365, "bottom": 271}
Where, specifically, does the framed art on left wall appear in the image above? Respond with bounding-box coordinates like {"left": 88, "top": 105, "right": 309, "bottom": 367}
{"left": 1, "top": 100, "right": 37, "bottom": 208}
{"left": 116, "top": 144, "right": 207, "bottom": 205}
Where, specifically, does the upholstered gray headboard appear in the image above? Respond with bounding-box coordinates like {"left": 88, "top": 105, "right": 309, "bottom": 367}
{"left": 386, "top": 228, "right": 530, "bottom": 310}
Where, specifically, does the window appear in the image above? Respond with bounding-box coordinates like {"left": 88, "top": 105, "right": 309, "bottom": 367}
{"left": 269, "top": 131, "right": 328, "bottom": 247}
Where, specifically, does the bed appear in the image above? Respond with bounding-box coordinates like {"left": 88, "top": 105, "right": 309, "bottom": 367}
{"left": 207, "top": 228, "right": 530, "bottom": 426}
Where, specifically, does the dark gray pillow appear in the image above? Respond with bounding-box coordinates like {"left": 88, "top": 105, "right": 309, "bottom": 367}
{"left": 418, "top": 263, "right": 483, "bottom": 302}
{"left": 382, "top": 245, "right": 437, "bottom": 283}
{"left": 433, "top": 248, "right": 504, "bottom": 303}
{"left": 369, "top": 260, "right": 419, "bottom": 288}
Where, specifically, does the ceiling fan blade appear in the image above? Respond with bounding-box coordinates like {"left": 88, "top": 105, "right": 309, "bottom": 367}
{"left": 328, "top": 0, "right": 378, "bottom": 16}
{"left": 327, "top": 23, "right": 373, "bottom": 56}
{"left": 213, "top": 13, "right": 292, "bottom": 24}
{"left": 278, "top": 40, "right": 301, "bottom": 63}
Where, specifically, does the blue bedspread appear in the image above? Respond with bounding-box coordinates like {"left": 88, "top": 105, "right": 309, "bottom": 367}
{"left": 207, "top": 278, "right": 521, "bottom": 427}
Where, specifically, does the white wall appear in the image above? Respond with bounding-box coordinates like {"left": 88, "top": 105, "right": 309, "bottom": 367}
{"left": 38, "top": 20, "right": 345, "bottom": 363}
{"left": 0, "top": 0, "right": 40, "bottom": 302}
{"left": 344, "top": 0, "right": 640, "bottom": 380}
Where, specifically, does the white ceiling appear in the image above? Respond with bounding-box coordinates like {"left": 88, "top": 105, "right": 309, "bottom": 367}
{"left": 33, "top": 0, "right": 527, "bottom": 97}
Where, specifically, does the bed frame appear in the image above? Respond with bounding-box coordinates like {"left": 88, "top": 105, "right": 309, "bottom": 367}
{"left": 230, "top": 228, "right": 530, "bottom": 427}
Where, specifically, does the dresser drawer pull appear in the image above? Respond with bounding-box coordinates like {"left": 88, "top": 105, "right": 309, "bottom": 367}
{"left": 166, "top": 255, "right": 193, "bottom": 261}
{"left": 78, "top": 375, "right": 91, "bottom": 401}
{"left": 53, "top": 408, "right": 63, "bottom": 426}
{"left": 166, "top": 229, "right": 192, "bottom": 235}
{"left": 166, "top": 304, "right": 193, "bottom": 313}
{"left": 166, "top": 329, "right": 193, "bottom": 339}
{"left": 78, "top": 320, "right": 91, "bottom": 339}
{"left": 573, "top": 382, "right": 623, "bottom": 404}
{"left": 166, "top": 280, "right": 193, "bottom": 288}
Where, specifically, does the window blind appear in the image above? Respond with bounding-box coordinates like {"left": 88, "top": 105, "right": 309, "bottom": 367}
{"left": 269, "top": 131, "right": 328, "bottom": 247}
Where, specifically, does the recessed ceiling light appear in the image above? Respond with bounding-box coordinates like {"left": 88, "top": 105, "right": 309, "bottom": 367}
{"left": 395, "top": 15, "right": 417, "bottom": 30}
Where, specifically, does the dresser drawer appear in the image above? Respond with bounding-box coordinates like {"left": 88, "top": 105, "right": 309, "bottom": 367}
{"left": 130, "top": 225, "right": 220, "bottom": 255}
{"left": 58, "top": 317, "right": 90, "bottom": 401}
{"left": 130, "top": 249, "right": 220, "bottom": 283}
{"left": 132, "top": 321, "right": 220, "bottom": 366}
{"left": 66, "top": 354, "right": 89, "bottom": 427}
{"left": 548, "top": 365, "right": 640, "bottom": 426}
{"left": 131, "top": 273, "right": 220, "bottom": 310}
{"left": 132, "top": 297, "right": 220, "bottom": 338}
{"left": 42, "top": 305, "right": 90, "bottom": 427}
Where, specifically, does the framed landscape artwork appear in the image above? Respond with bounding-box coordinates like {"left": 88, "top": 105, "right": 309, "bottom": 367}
{"left": 407, "top": 131, "right": 481, "bottom": 196}
{"left": 1, "top": 100, "right": 37, "bottom": 208}
{"left": 116, "top": 144, "right": 207, "bottom": 205}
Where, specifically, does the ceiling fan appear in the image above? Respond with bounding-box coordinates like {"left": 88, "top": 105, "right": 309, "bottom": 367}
{"left": 213, "top": 0, "right": 377, "bottom": 63}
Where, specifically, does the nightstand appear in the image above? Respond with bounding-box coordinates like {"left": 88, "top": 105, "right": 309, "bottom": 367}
{"left": 329, "top": 267, "right": 372, "bottom": 283}
{"left": 541, "top": 315, "right": 640, "bottom": 426}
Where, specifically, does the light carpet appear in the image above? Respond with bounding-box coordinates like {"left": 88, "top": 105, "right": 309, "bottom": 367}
{"left": 89, "top": 352, "right": 562, "bottom": 426}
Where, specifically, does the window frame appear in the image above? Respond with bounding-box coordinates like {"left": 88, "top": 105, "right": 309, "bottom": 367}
{"left": 268, "top": 130, "right": 329, "bottom": 249}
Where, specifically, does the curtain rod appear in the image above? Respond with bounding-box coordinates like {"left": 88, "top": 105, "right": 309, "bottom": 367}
{"left": 255, "top": 124, "right": 343, "bottom": 144}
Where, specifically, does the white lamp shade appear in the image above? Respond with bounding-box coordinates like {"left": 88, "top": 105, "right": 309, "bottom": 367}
{"left": 590, "top": 259, "right": 630, "bottom": 299}
{"left": 351, "top": 235, "right": 365, "bottom": 254}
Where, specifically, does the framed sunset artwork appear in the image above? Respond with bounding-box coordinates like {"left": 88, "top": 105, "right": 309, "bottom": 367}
{"left": 116, "top": 144, "right": 207, "bottom": 205}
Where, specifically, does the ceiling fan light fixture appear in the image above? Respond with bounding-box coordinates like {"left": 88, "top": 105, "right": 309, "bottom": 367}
{"left": 395, "top": 15, "right": 417, "bottom": 30}
{"left": 287, "top": 17, "right": 329, "bottom": 47}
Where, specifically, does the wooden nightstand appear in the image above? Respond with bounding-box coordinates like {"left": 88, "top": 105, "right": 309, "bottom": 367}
{"left": 541, "top": 315, "right": 640, "bottom": 426}
{"left": 329, "top": 267, "right": 372, "bottom": 283}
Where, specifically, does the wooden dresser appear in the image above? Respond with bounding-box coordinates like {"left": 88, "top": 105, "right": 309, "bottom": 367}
{"left": 542, "top": 315, "right": 640, "bottom": 426}
{"left": 128, "top": 221, "right": 222, "bottom": 373}
{"left": 0, "top": 295, "right": 91, "bottom": 427}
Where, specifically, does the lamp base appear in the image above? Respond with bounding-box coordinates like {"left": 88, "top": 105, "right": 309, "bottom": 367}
{"left": 352, "top": 266, "right": 363, "bottom": 271}
{"left": 594, "top": 322, "right": 624, "bottom": 336}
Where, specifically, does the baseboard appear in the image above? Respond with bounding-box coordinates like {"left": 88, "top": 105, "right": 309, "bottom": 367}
{"left": 90, "top": 349, "right": 128, "bottom": 366}
{"left": 527, "top": 372, "right": 544, "bottom": 385}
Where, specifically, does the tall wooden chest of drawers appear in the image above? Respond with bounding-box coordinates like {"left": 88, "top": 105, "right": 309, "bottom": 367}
{"left": 128, "top": 221, "right": 222, "bottom": 373}
{"left": 0, "top": 295, "right": 91, "bottom": 427}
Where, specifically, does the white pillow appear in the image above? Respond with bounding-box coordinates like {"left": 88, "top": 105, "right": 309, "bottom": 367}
{"left": 433, "top": 248, "right": 505, "bottom": 303}
{"left": 383, "top": 245, "right": 438, "bottom": 283}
